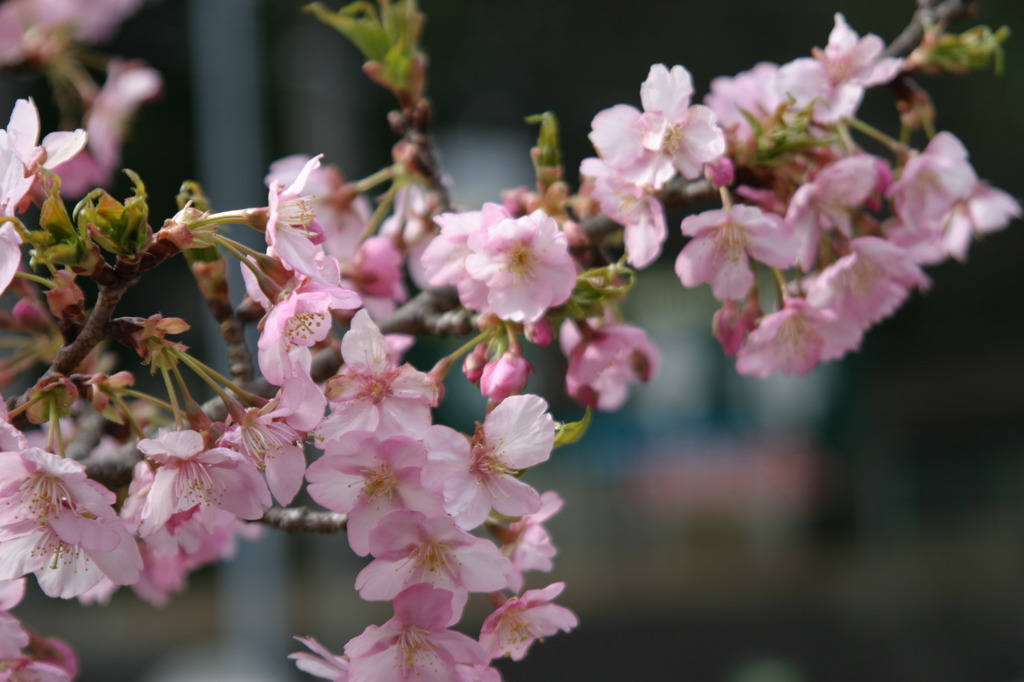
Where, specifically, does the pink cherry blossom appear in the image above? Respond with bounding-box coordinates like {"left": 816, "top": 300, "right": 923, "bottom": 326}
{"left": 479, "top": 582, "right": 578, "bottom": 661}
{"left": 0, "top": 449, "right": 142, "bottom": 598}
{"left": 319, "top": 309, "right": 439, "bottom": 442}
{"left": 777, "top": 13, "right": 903, "bottom": 123}
{"left": 735, "top": 298, "right": 862, "bottom": 377}
{"left": 580, "top": 156, "right": 667, "bottom": 268}
{"left": 266, "top": 154, "right": 332, "bottom": 281}
{"left": 888, "top": 132, "right": 977, "bottom": 236}
{"left": 501, "top": 491, "right": 564, "bottom": 594}
{"left": 590, "top": 64, "right": 725, "bottom": 189}
{"left": 305, "top": 431, "right": 443, "bottom": 556}
{"left": 137, "top": 430, "right": 271, "bottom": 537}
{"left": 341, "top": 236, "right": 408, "bottom": 320}
{"left": 705, "top": 62, "right": 782, "bottom": 150}
{"left": 422, "top": 394, "right": 554, "bottom": 530}
{"left": 464, "top": 209, "right": 576, "bottom": 324}
{"left": 560, "top": 319, "right": 660, "bottom": 411}
{"left": 712, "top": 298, "right": 762, "bottom": 357}
{"left": 290, "top": 636, "right": 350, "bottom": 682}
{"left": 676, "top": 204, "right": 798, "bottom": 301}
{"left": 806, "top": 236, "right": 930, "bottom": 328}
{"left": 345, "top": 584, "right": 487, "bottom": 682}
{"left": 219, "top": 401, "right": 309, "bottom": 506}
{"left": 0, "top": 224, "right": 21, "bottom": 297}
{"left": 254, "top": 260, "right": 360, "bottom": 386}
{"left": 785, "top": 155, "right": 882, "bottom": 270}
{"left": 355, "top": 509, "right": 512, "bottom": 620}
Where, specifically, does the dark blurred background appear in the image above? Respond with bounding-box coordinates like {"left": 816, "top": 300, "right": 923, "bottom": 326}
{"left": 3, "top": 0, "right": 1024, "bottom": 680}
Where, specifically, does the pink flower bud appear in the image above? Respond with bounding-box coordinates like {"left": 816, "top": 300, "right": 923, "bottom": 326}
{"left": 712, "top": 300, "right": 760, "bottom": 356}
{"left": 525, "top": 319, "right": 555, "bottom": 347}
{"left": 462, "top": 343, "right": 488, "bottom": 384}
{"left": 704, "top": 156, "right": 735, "bottom": 189}
{"left": 480, "top": 351, "right": 532, "bottom": 402}
{"left": 12, "top": 298, "right": 49, "bottom": 329}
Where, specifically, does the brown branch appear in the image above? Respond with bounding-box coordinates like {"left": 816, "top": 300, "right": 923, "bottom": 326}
{"left": 884, "top": 0, "right": 975, "bottom": 59}
{"left": 258, "top": 506, "right": 348, "bottom": 533}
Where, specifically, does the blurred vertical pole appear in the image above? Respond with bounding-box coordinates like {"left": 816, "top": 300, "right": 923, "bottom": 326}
{"left": 186, "top": 0, "right": 291, "bottom": 679}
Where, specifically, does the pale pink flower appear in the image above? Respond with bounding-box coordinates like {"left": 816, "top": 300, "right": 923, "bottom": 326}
{"left": 319, "top": 310, "right": 439, "bottom": 442}
{"left": 806, "top": 237, "right": 930, "bottom": 328}
{"left": 777, "top": 13, "right": 903, "bottom": 123}
{"left": 345, "top": 584, "right": 487, "bottom": 682}
{"left": 590, "top": 64, "right": 725, "bottom": 189}
{"left": 355, "top": 509, "right": 512, "bottom": 620}
{"left": 785, "top": 155, "right": 881, "bottom": 270}
{"left": 580, "top": 156, "right": 667, "bottom": 268}
{"left": 479, "top": 582, "right": 578, "bottom": 661}
{"left": 0, "top": 579, "right": 27, "bottom": 658}
{"left": 888, "top": 181, "right": 1021, "bottom": 265}
{"left": 1, "top": 98, "right": 85, "bottom": 177}
{"left": 888, "top": 132, "right": 977, "bottom": 236}
{"left": 735, "top": 298, "right": 862, "bottom": 377}
{"left": 137, "top": 430, "right": 271, "bottom": 537}
{"left": 305, "top": 431, "right": 443, "bottom": 557}
{"left": 676, "top": 205, "right": 798, "bottom": 301}
{"left": 290, "top": 636, "right": 350, "bottom": 682}
{"left": 57, "top": 59, "right": 162, "bottom": 196}
{"left": 266, "top": 154, "right": 331, "bottom": 281}
{"left": 423, "top": 395, "right": 554, "bottom": 530}
{"left": 0, "top": 449, "right": 142, "bottom": 598}
{"left": 421, "top": 204, "right": 504, "bottom": 313}
{"left": 0, "top": 223, "right": 21, "bottom": 296}
{"left": 342, "top": 236, "right": 408, "bottom": 320}
{"left": 255, "top": 260, "right": 360, "bottom": 386}
{"left": 560, "top": 320, "right": 660, "bottom": 411}
{"left": 705, "top": 62, "right": 782, "bottom": 149}
{"left": 502, "top": 491, "right": 563, "bottom": 593}
{"left": 464, "top": 209, "right": 576, "bottom": 324}
{"left": 220, "top": 401, "right": 308, "bottom": 506}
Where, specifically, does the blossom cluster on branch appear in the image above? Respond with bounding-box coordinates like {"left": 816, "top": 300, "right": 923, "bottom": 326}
{"left": 0, "top": 0, "right": 1018, "bottom": 680}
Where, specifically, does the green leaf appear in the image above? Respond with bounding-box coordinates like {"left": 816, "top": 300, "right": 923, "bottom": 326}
{"left": 554, "top": 408, "right": 591, "bottom": 448}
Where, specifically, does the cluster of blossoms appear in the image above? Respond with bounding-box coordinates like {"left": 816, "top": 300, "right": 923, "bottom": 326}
{"left": 583, "top": 13, "right": 1019, "bottom": 377}
{"left": 0, "top": 1, "right": 1018, "bottom": 680}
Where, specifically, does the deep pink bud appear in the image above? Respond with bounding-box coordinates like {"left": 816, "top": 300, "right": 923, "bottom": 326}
{"left": 462, "top": 343, "right": 488, "bottom": 384}
{"left": 480, "top": 351, "right": 532, "bottom": 402}
{"left": 705, "top": 156, "right": 735, "bottom": 189}
{"left": 525, "top": 318, "right": 555, "bottom": 347}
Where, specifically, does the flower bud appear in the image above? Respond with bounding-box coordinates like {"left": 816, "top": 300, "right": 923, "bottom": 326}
{"left": 479, "top": 351, "right": 531, "bottom": 403}
{"left": 525, "top": 318, "right": 554, "bottom": 347}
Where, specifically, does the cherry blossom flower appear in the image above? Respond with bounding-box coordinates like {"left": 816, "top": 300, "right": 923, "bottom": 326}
{"left": 0, "top": 448, "right": 142, "bottom": 598}
{"left": 319, "top": 310, "right": 439, "bottom": 443}
{"left": 888, "top": 132, "right": 977, "bottom": 236}
{"left": 254, "top": 259, "right": 360, "bottom": 386}
{"left": 306, "top": 431, "right": 443, "bottom": 556}
{"left": 423, "top": 394, "right": 554, "bottom": 530}
{"left": 421, "top": 203, "right": 504, "bottom": 313}
{"left": 560, "top": 319, "right": 660, "bottom": 411}
{"left": 1, "top": 98, "right": 85, "bottom": 179}
{"left": 777, "top": 13, "right": 903, "bottom": 123}
{"left": 705, "top": 62, "right": 782, "bottom": 150}
{"left": 266, "top": 154, "right": 332, "bottom": 281}
{"left": 355, "top": 509, "right": 512, "bottom": 620}
{"left": 290, "top": 636, "right": 350, "bottom": 682}
{"left": 220, "top": 401, "right": 309, "bottom": 506}
{"left": 735, "top": 298, "right": 862, "bottom": 377}
{"left": 464, "top": 209, "right": 576, "bottom": 324}
{"left": 785, "top": 155, "right": 882, "bottom": 270}
{"left": 501, "top": 491, "right": 564, "bottom": 594}
{"left": 590, "top": 64, "right": 725, "bottom": 189}
{"left": 137, "top": 430, "right": 271, "bottom": 537}
{"left": 580, "top": 156, "right": 667, "bottom": 268}
{"left": 805, "top": 237, "right": 930, "bottom": 328}
{"left": 345, "top": 584, "right": 488, "bottom": 682}
{"left": 675, "top": 205, "right": 798, "bottom": 301}
{"left": 479, "top": 582, "right": 578, "bottom": 661}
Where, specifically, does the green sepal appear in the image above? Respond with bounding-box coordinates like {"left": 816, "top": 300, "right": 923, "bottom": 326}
{"left": 554, "top": 408, "right": 591, "bottom": 449}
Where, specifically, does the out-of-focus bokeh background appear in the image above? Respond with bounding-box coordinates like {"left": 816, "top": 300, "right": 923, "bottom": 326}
{"left": 3, "top": 0, "right": 1024, "bottom": 680}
